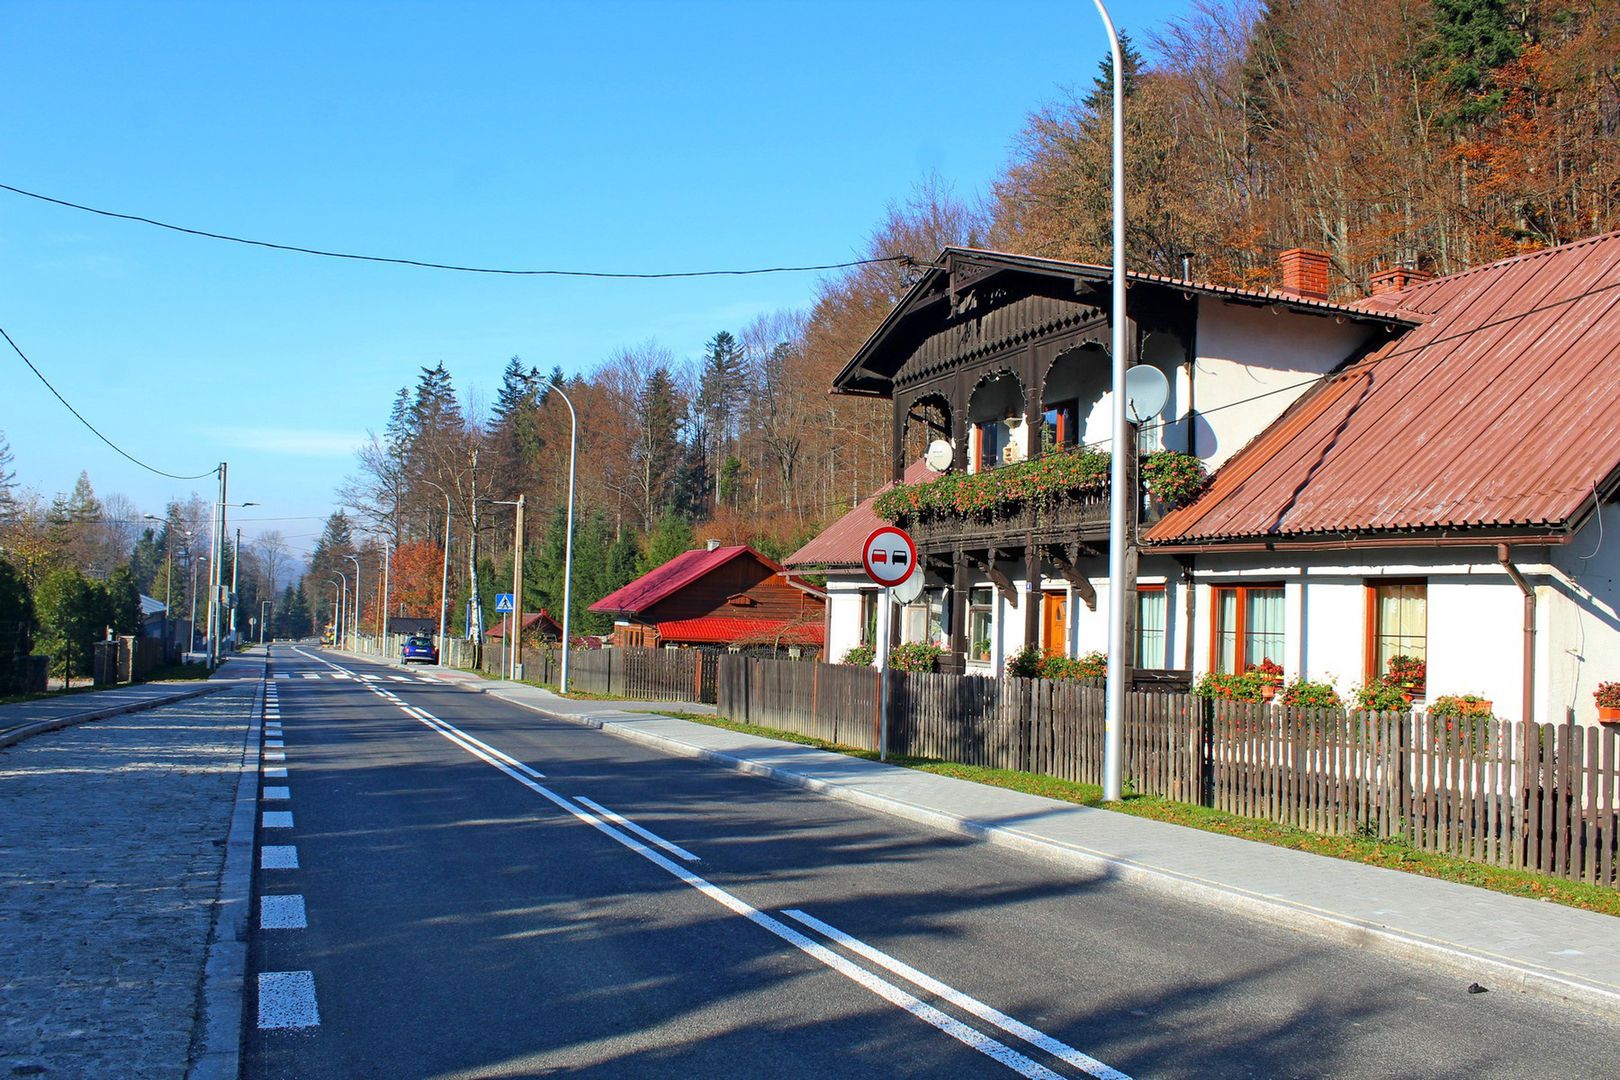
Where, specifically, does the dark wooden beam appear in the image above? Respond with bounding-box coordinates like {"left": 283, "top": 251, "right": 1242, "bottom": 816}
{"left": 1048, "top": 546, "right": 1096, "bottom": 611}
{"left": 970, "top": 554, "right": 1018, "bottom": 606}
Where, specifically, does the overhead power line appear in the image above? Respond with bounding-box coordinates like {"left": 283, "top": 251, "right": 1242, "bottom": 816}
{"left": 0, "top": 182, "right": 908, "bottom": 279}
{"left": 0, "top": 322, "right": 217, "bottom": 481}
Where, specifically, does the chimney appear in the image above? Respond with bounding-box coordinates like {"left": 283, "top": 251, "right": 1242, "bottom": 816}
{"left": 1368, "top": 266, "right": 1434, "bottom": 296}
{"left": 1278, "top": 248, "right": 1331, "bottom": 301}
{"left": 705, "top": 538, "right": 722, "bottom": 552}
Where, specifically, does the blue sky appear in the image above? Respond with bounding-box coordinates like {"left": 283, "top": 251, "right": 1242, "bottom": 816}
{"left": 0, "top": 0, "right": 1189, "bottom": 558}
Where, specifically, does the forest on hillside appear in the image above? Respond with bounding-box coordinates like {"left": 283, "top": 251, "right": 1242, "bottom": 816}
{"left": 314, "top": 0, "right": 1618, "bottom": 641}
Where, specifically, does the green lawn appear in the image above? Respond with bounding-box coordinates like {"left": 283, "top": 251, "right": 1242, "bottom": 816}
{"left": 655, "top": 710, "right": 1620, "bottom": 919}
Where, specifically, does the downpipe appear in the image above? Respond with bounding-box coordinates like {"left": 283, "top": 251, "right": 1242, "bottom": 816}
{"left": 1496, "top": 544, "right": 1536, "bottom": 725}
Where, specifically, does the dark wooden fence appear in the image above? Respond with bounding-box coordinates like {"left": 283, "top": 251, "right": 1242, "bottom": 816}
{"left": 479, "top": 644, "right": 720, "bottom": 703}
{"left": 718, "top": 656, "right": 1620, "bottom": 887}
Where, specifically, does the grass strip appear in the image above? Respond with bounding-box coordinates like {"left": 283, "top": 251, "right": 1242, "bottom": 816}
{"left": 655, "top": 709, "right": 1620, "bottom": 919}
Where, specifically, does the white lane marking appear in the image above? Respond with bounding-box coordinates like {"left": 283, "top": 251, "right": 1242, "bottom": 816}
{"left": 265, "top": 726, "right": 283, "bottom": 735}
{"left": 262, "top": 767, "right": 287, "bottom": 778}
{"left": 783, "top": 910, "right": 1129, "bottom": 1080}
{"left": 265, "top": 739, "right": 285, "bottom": 748}
{"left": 359, "top": 674, "right": 380, "bottom": 681}
{"left": 394, "top": 705, "right": 1071, "bottom": 1079}
{"left": 260, "top": 845, "right": 299, "bottom": 869}
{"left": 257, "top": 971, "right": 319, "bottom": 1029}
{"left": 416, "top": 673, "right": 442, "bottom": 682}
{"left": 260, "top": 895, "right": 308, "bottom": 930}
{"left": 262, "top": 811, "right": 294, "bottom": 829}
{"left": 388, "top": 675, "right": 410, "bottom": 682}
{"left": 574, "top": 796, "right": 701, "bottom": 862}
{"left": 274, "top": 673, "right": 290, "bottom": 679}
{"left": 301, "top": 673, "right": 319, "bottom": 680}
{"left": 264, "top": 751, "right": 285, "bottom": 762}
{"left": 263, "top": 786, "right": 291, "bottom": 800}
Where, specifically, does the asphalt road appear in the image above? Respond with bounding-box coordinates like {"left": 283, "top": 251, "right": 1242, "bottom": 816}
{"left": 244, "top": 644, "right": 1620, "bottom": 1079}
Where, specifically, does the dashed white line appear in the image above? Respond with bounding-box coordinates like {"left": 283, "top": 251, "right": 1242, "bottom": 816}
{"left": 574, "top": 796, "right": 701, "bottom": 862}
{"left": 273, "top": 673, "right": 290, "bottom": 679}
{"left": 260, "top": 845, "right": 298, "bottom": 869}
{"left": 263, "top": 786, "right": 291, "bottom": 800}
{"left": 262, "top": 811, "right": 294, "bottom": 829}
{"left": 265, "top": 739, "right": 285, "bottom": 748}
{"left": 301, "top": 673, "right": 319, "bottom": 680}
{"left": 782, "top": 910, "right": 1129, "bottom": 1080}
{"left": 260, "top": 894, "right": 308, "bottom": 930}
{"left": 262, "top": 767, "right": 287, "bottom": 778}
{"left": 257, "top": 971, "right": 319, "bottom": 1029}
{"left": 264, "top": 751, "right": 285, "bottom": 762}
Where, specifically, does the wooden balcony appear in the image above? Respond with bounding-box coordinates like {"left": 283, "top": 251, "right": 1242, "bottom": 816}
{"left": 894, "top": 488, "right": 1121, "bottom": 552}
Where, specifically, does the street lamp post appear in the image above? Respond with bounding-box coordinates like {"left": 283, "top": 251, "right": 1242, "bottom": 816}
{"left": 419, "top": 480, "right": 454, "bottom": 664}
{"left": 345, "top": 554, "right": 361, "bottom": 651}
{"left": 1095, "top": 0, "right": 1130, "bottom": 804}
{"left": 381, "top": 539, "right": 391, "bottom": 657}
{"left": 334, "top": 570, "right": 348, "bottom": 648}
{"left": 487, "top": 497, "right": 524, "bottom": 680}
{"left": 190, "top": 552, "right": 206, "bottom": 659}
{"left": 549, "top": 381, "right": 579, "bottom": 694}
{"left": 261, "top": 599, "right": 272, "bottom": 644}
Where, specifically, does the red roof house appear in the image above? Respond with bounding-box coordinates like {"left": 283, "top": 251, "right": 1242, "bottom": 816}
{"left": 589, "top": 543, "right": 827, "bottom": 650}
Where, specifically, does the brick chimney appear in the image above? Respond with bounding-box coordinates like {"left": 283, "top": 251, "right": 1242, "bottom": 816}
{"left": 1368, "top": 266, "right": 1434, "bottom": 295}
{"left": 1278, "top": 248, "right": 1331, "bottom": 301}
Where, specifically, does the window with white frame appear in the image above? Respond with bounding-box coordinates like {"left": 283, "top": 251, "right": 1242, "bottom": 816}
{"left": 968, "top": 587, "right": 994, "bottom": 662}
{"left": 1136, "top": 585, "right": 1167, "bottom": 669}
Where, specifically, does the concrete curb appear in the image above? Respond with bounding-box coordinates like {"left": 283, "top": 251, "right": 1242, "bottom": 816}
{"left": 521, "top": 699, "right": 1620, "bottom": 1022}
{"left": 187, "top": 674, "right": 264, "bottom": 1080}
{"left": 0, "top": 682, "right": 231, "bottom": 749}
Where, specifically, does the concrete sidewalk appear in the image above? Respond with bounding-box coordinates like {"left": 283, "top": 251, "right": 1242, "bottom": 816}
{"left": 0, "top": 681, "right": 261, "bottom": 1080}
{"left": 0, "top": 679, "right": 230, "bottom": 748}
{"left": 457, "top": 676, "right": 1620, "bottom": 1020}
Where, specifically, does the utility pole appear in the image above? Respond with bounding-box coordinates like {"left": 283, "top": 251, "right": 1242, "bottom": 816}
{"left": 381, "top": 539, "right": 391, "bottom": 656}
{"left": 229, "top": 527, "right": 241, "bottom": 646}
{"left": 510, "top": 493, "right": 525, "bottom": 680}
{"left": 208, "top": 462, "right": 227, "bottom": 668}
{"left": 346, "top": 554, "right": 361, "bottom": 650}
{"left": 467, "top": 450, "right": 484, "bottom": 663}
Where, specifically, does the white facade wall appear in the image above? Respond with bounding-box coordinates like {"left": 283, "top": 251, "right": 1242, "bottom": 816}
{"left": 1549, "top": 504, "right": 1620, "bottom": 726}
{"left": 824, "top": 575, "right": 874, "bottom": 665}
{"left": 1192, "top": 302, "right": 1374, "bottom": 469}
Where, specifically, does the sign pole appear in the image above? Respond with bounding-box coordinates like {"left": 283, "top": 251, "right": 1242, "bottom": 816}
{"left": 878, "top": 586, "right": 892, "bottom": 761}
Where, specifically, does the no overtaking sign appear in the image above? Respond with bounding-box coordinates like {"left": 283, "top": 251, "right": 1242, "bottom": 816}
{"left": 862, "top": 526, "right": 916, "bottom": 588}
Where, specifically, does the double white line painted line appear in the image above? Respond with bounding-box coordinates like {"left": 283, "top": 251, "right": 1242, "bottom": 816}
{"left": 297, "top": 649, "right": 1129, "bottom": 1079}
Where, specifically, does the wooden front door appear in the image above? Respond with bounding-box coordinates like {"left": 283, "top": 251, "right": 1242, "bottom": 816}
{"left": 1041, "top": 590, "right": 1068, "bottom": 657}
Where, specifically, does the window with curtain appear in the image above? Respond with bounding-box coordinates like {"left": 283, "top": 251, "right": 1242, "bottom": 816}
{"left": 1137, "top": 586, "right": 1167, "bottom": 669}
{"left": 968, "top": 587, "right": 993, "bottom": 662}
{"left": 1369, "top": 581, "right": 1426, "bottom": 682}
{"left": 1211, "top": 584, "right": 1284, "bottom": 673}
{"left": 859, "top": 590, "right": 878, "bottom": 645}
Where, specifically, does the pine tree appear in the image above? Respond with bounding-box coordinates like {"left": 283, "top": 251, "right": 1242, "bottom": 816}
{"left": 632, "top": 367, "right": 684, "bottom": 529}
{"left": 637, "top": 511, "right": 695, "bottom": 575}
{"left": 105, "top": 564, "right": 142, "bottom": 636}
{"left": 1425, "top": 0, "right": 1523, "bottom": 124}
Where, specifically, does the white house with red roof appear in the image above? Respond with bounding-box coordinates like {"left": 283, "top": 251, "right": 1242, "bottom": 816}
{"left": 790, "top": 233, "right": 1620, "bottom": 726}
{"left": 590, "top": 541, "right": 826, "bottom": 653}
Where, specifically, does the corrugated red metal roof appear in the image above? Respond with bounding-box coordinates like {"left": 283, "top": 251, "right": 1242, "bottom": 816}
{"left": 783, "top": 460, "right": 933, "bottom": 570}
{"left": 656, "top": 616, "right": 825, "bottom": 647}
{"left": 1147, "top": 230, "right": 1620, "bottom": 545}
{"left": 485, "top": 611, "right": 560, "bottom": 639}
{"left": 589, "top": 545, "right": 755, "bottom": 614}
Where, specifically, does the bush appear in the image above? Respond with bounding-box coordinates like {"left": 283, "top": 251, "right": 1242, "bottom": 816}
{"left": 1280, "top": 678, "right": 1342, "bottom": 709}
{"left": 841, "top": 643, "right": 875, "bottom": 667}
{"left": 1428, "top": 693, "right": 1494, "bottom": 720}
{"left": 1193, "top": 670, "right": 1266, "bottom": 702}
{"left": 1006, "top": 644, "right": 1045, "bottom": 678}
{"left": 1042, "top": 650, "right": 1107, "bottom": 681}
{"left": 1353, "top": 681, "right": 1411, "bottom": 712}
{"left": 887, "top": 642, "right": 942, "bottom": 672}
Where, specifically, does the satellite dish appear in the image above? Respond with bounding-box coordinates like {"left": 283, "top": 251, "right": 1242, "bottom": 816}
{"left": 890, "top": 575, "right": 925, "bottom": 604}
{"left": 924, "top": 439, "right": 954, "bottom": 472}
{"left": 1124, "top": 365, "right": 1170, "bottom": 424}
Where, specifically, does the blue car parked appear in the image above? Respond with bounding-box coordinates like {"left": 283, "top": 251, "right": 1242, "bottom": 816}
{"left": 401, "top": 634, "right": 439, "bottom": 664}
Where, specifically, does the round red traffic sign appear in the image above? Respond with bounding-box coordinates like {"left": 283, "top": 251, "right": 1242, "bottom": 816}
{"left": 862, "top": 526, "right": 917, "bottom": 588}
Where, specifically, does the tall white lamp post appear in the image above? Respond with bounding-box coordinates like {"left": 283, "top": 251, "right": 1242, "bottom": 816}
{"left": 549, "top": 380, "right": 579, "bottom": 695}
{"left": 1095, "top": 0, "right": 1129, "bottom": 803}
{"left": 420, "top": 480, "right": 454, "bottom": 663}
{"left": 345, "top": 554, "right": 362, "bottom": 650}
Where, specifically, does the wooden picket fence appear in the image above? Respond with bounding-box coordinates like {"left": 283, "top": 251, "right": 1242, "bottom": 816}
{"left": 481, "top": 644, "right": 720, "bottom": 703}
{"left": 718, "top": 657, "right": 1620, "bottom": 887}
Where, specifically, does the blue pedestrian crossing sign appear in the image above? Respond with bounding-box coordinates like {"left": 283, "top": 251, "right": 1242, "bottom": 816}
{"left": 494, "top": 593, "right": 515, "bottom": 613}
